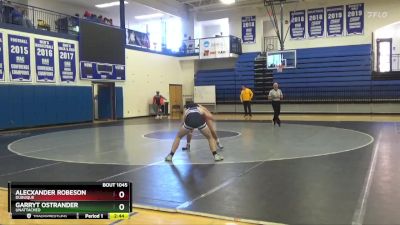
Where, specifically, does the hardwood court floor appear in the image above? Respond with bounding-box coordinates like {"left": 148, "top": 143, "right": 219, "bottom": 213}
{"left": 0, "top": 189, "right": 255, "bottom": 225}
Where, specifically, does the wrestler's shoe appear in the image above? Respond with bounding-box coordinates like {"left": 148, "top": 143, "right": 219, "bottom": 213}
{"left": 165, "top": 154, "right": 173, "bottom": 161}
{"left": 214, "top": 153, "right": 224, "bottom": 161}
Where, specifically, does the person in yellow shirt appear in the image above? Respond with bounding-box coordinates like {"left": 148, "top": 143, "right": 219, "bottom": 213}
{"left": 240, "top": 85, "right": 253, "bottom": 118}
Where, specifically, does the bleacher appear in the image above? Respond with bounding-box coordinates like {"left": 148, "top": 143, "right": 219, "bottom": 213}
{"left": 275, "top": 44, "right": 400, "bottom": 102}
{"left": 196, "top": 44, "right": 400, "bottom": 104}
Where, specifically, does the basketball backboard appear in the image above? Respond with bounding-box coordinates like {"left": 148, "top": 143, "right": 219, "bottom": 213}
{"left": 266, "top": 50, "right": 297, "bottom": 69}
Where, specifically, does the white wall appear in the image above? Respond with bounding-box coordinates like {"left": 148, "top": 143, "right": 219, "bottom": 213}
{"left": 196, "top": 5, "right": 267, "bottom": 53}
{"left": 195, "top": 18, "right": 230, "bottom": 38}
{"left": 203, "top": 25, "right": 222, "bottom": 37}
{"left": 0, "top": 28, "right": 88, "bottom": 86}
{"left": 12, "top": 0, "right": 28, "bottom": 5}
{"left": 123, "top": 49, "right": 195, "bottom": 117}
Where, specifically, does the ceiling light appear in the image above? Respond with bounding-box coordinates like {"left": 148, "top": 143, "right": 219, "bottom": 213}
{"left": 220, "top": 0, "right": 235, "bottom": 4}
{"left": 95, "top": 1, "right": 128, "bottom": 8}
{"left": 135, "top": 13, "right": 164, "bottom": 20}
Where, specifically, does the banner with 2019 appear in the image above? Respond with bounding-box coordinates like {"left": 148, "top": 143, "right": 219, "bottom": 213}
{"left": 290, "top": 3, "right": 364, "bottom": 40}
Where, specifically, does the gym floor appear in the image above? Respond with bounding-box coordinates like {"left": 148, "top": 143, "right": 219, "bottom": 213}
{"left": 0, "top": 115, "right": 399, "bottom": 225}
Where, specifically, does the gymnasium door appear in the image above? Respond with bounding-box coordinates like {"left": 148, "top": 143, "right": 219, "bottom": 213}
{"left": 169, "top": 84, "right": 183, "bottom": 118}
{"left": 93, "top": 82, "right": 116, "bottom": 121}
{"left": 377, "top": 38, "right": 392, "bottom": 72}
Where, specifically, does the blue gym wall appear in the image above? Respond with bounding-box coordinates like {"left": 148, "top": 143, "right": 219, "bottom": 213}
{"left": 0, "top": 85, "right": 92, "bottom": 129}
{"left": 0, "top": 85, "right": 124, "bottom": 130}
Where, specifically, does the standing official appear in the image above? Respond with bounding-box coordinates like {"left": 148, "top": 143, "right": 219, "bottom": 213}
{"left": 268, "top": 83, "right": 283, "bottom": 126}
{"left": 240, "top": 85, "right": 253, "bottom": 118}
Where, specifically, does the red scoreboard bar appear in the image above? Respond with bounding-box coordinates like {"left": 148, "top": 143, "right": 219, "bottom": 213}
{"left": 8, "top": 182, "right": 132, "bottom": 220}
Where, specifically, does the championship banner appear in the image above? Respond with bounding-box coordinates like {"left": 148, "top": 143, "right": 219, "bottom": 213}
{"left": 242, "top": 16, "right": 256, "bottom": 44}
{"left": 327, "top": 5, "right": 344, "bottom": 37}
{"left": 307, "top": 8, "right": 324, "bottom": 38}
{"left": 58, "top": 42, "right": 76, "bottom": 83}
{"left": 200, "top": 38, "right": 216, "bottom": 59}
{"left": 126, "top": 29, "right": 150, "bottom": 48}
{"left": 8, "top": 35, "right": 31, "bottom": 82}
{"left": 0, "top": 33, "right": 4, "bottom": 81}
{"left": 346, "top": 3, "right": 364, "bottom": 35}
{"left": 35, "top": 38, "right": 55, "bottom": 83}
{"left": 290, "top": 10, "right": 306, "bottom": 39}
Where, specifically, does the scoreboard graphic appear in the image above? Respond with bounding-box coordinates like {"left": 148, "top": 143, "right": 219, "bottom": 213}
{"left": 8, "top": 182, "right": 132, "bottom": 220}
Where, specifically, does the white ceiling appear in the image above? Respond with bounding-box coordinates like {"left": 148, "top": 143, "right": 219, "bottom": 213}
{"left": 177, "top": 0, "right": 265, "bottom": 11}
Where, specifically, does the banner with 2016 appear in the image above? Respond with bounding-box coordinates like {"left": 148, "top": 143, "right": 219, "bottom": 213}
{"left": 0, "top": 33, "right": 77, "bottom": 83}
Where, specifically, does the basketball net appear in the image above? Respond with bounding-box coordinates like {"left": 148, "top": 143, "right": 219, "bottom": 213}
{"left": 277, "top": 64, "right": 284, "bottom": 73}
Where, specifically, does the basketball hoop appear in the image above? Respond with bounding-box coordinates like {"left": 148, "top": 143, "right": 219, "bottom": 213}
{"left": 277, "top": 64, "right": 284, "bottom": 73}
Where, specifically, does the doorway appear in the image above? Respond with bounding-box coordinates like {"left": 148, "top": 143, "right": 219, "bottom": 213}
{"left": 92, "top": 82, "right": 116, "bottom": 121}
{"left": 377, "top": 38, "right": 392, "bottom": 72}
{"left": 169, "top": 84, "right": 183, "bottom": 119}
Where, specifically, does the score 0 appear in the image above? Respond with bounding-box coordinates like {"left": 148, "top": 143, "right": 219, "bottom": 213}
{"left": 118, "top": 191, "right": 125, "bottom": 199}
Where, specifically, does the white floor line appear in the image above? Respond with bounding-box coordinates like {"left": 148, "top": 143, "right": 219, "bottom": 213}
{"left": 97, "top": 160, "right": 164, "bottom": 182}
{"left": 177, "top": 161, "right": 265, "bottom": 210}
{"left": 352, "top": 131, "right": 382, "bottom": 225}
{"left": 0, "top": 162, "right": 64, "bottom": 177}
